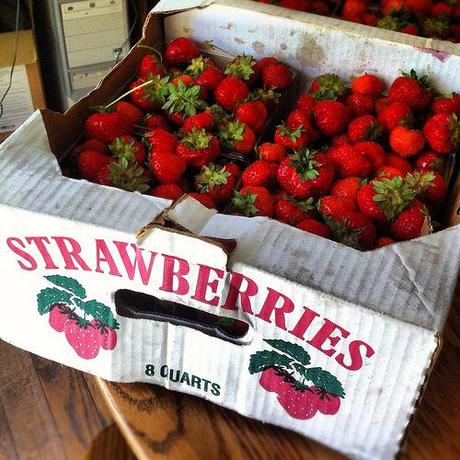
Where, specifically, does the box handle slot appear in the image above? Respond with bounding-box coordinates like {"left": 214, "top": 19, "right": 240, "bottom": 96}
{"left": 114, "top": 289, "right": 250, "bottom": 345}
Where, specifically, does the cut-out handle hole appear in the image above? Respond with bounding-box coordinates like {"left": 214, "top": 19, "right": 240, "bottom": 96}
{"left": 115, "top": 289, "right": 250, "bottom": 345}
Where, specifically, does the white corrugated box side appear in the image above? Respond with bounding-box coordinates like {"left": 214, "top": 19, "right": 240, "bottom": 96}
{"left": 0, "top": 1, "right": 458, "bottom": 459}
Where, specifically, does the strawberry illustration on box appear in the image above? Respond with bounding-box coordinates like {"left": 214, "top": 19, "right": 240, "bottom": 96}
{"left": 36, "top": 275, "right": 119, "bottom": 360}
{"left": 249, "top": 339, "right": 345, "bottom": 419}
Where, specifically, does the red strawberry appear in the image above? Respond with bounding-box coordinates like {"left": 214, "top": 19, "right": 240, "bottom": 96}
{"left": 331, "top": 176, "right": 362, "bottom": 201}
{"left": 274, "top": 194, "right": 315, "bottom": 225}
{"left": 109, "top": 135, "right": 146, "bottom": 165}
{"left": 186, "top": 55, "right": 216, "bottom": 78}
{"left": 195, "top": 162, "right": 240, "bottom": 203}
{"left": 232, "top": 186, "right": 274, "bottom": 217}
{"left": 389, "top": 125, "right": 425, "bottom": 158}
{"left": 129, "top": 76, "right": 170, "bottom": 112}
{"left": 78, "top": 150, "right": 112, "bottom": 181}
{"left": 313, "top": 100, "right": 351, "bottom": 136}
{"left": 351, "top": 74, "right": 384, "bottom": 97}
{"left": 150, "top": 153, "right": 186, "bottom": 184}
{"left": 148, "top": 184, "right": 183, "bottom": 200}
{"left": 331, "top": 134, "right": 352, "bottom": 146}
{"left": 286, "top": 109, "right": 311, "bottom": 130}
{"left": 241, "top": 160, "right": 277, "bottom": 188}
{"left": 64, "top": 320, "right": 101, "bottom": 360}
{"left": 297, "top": 218, "right": 332, "bottom": 238}
{"left": 73, "top": 139, "right": 107, "bottom": 156}
{"left": 145, "top": 114, "right": 169, "bottom": 130}
{"left": 406, "top": 0, "right": 432, "bottom": 14}
{"left": 235, "top": 100, "right": 268, "bottom": 134}
{"left": 391, "top": 199, "right": 431, "bottom": 240}
{"left": 423, "top": 113, "right": 460, "bottom": 154}
{"left": 171, "top": 74, "right": 194, "bottom": 88}
{"left": 375, "top": 96, "right": 391, "bottom": 114}
{"left": 327, "top": 211, "right": 376, "bottom": 250}
{"left": 296, "top": 94, "right": 317, "bottom": 115}
{"left": 145, "top": 128, "right": 178, "bottom": 155}
{"left": 329, "top": 145, "right": 371, "bottom": 178}
{"left": 182, "top": 111, "right": 214, "bottom": 132}
{"left": 187, "top": 192, "right": 216, "bottom": 209}
{"left": 342, "top": 0, "right": 367, "bottom": 22}
{"left": 115, "top": 101, "right": 144, "bottom": 127}
{"left": 258, "top": 142, "right": 286, "bottom": 162}
{"left": 431, "top": 94, "right": 460, "bottom": 116}
{"left": 346, "top": 93, "right": 375, "bottom": 116}
{"left": 385, "top": 154, "right": 413, "bottom": 175}
{"left": 414, "top": 151, "right": 445, "bottom": 172}
{"left": 219, "top": 121, "right": 256, "bottom": 154}
{"left": 353, "top": 141, "right": 385, "bottom": 173}
{"left": 277, "top": 149, "right": 335, "bottom": 199}
{"left": 214, "top": 76, "right": 250, "bottom": 112}
{"left": 49, "top": 304, "right": 71, "bottom": 332}
{"left": 376, "top": 236, "right": 396, "bottom": 247}
{"left": 279, "top": 0, "right": 310, "bottom": 9}
{"left": 405, "top": 170, "right": 448, "bottom": 204}
{"left": 388, "top": 70, "right": 431, "bottom": 110}
{"left": 377, "top": 166, "right": 403, "bottom": 180}
{"left": 195, "top": 66, "right": 225, "bottom": 91}
{"left": 274, "top": 123, "right": 309, "bottom": 150}
{"left": 99, "top": 326, "right": 118, "bottom": 351}
{"left": 177, "top": 128, "right": 220, "bottom": 168}
{"left": 310, "top": 73, "right": 345, "bottom": 100}
{"left": 262, "top": 63, "right": 293, "bottom": 90}
{"left": 400, "top": 24, "right": 419, "bottom": 35}
{"left": 348, "top": 115, "right": 382, "bottom": 142}
{"left": 377, "top": 102, "right": 412, "bottom": 131}
{"left": 254, "top": 56, "right": 279, "bottom": 73}
{"left": 225, "top": 54, "right": 259, "bottom": 84}
{"left": 318, "top": 195, "right": 357, "bottom": 219}
{"left": 138, "top": 53, "right": 166, "bottom": 80}
{"left": 165, "top": 37, "right": 199, "bottom": 66}
{"left": 94, "top": 159, "right": 150, "bottom": 192}
{"left": 84, "top": 112, "right": 132, "bottom": 144}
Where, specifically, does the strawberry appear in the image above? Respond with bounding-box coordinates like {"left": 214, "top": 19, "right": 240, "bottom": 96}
{"left": 186, "top": 56, "right": 216, "bottom": 77}
{"left": 73, "top": 139, "right": 107, "bottom": 156}
{"left": 406, "top": 0, "right": 432, "bottom": 14}
{"left": 262, "top": 63, "right": 293, "bottom": 90}
{"left": 129, "top": 75, "right": 170, "bottom": 112}
{"left": 138, "top": 53, "right": 166, "bottom": 80}
{"left": 232, "top": 186, "right": 274, "bottom": 217}
{"left": 241, "top": 160, "right": 277, "bottom": 188}
{"left": 309, "top": 74, "right": 345, "bottom": 100}
{"left": 258, "top": 142, "right": 286, "bottom": 162}
{"left": 389, "top": 125, "right": 425, "bottom": 157}
{"left": 279, "top": 0, "right": 310, "bottom": 9}
{"left": 313, "top": 100, "right": 351, "bottom": 136}
{"left": 297, "top": 218, "right": 332, "bottom": 238}
{"left": 405, "top": 170, "right": 448, "bottom": 203}
{"left": 162, "top": 80, "right": 207, "bottom": 118}
{"left": 430, "top": 1, "right": 454, "bottom": 16}
{"left": 196, "top": 162, "right": 240, "bottom": 203}
{"left": 78, "top": 150, "right": 112, "bottom": 181}
{"left": 165, "top": 37, "right": 199, "bottom": 66}
{"left": 375, "top": 236, "right": 396, "bottom": 247}
{"left": 388, "top": 70, "right": 432, "bottom": 110}
{"left": 177, "top": 128, "right": 220, "bottom": 168}
{"left": 391, "top": 199, "right": 431, "bottom": 240}
{"left": 65, "top": 319, "right": 101, "bottom": 360}
{"left": 187, "top": 192, "right": 216, "bottom": 209}
{"left": 286, "top": 109, "right": 311, "bottom": 130}
{"left": 274, "top": 123, "right": 309, "bottom": 150}
{"left": 346, "top": 93, "right": 375, "bottom": 116}
{"left": 225, "top": 54, "right": 259, "bottom": 84}
{"left": 311, "top": 0, "right": 331, "bottom": 13}
{"left": 165, "top": 110, "right": 186, "bottom": 126}
{"left": 145, "top": 114, "right": 169, "bottom": 130}
{"left": 357, "top": 177, "right": 415, "bottom": 223}
{"left": 254, "top": 56, "right": 279, "bottom": 73}
{"left": 342, "top": 0, "right": 368, "bottom": 22}
{"left": 49, "top": 304, "right": 71, "bottom": 332}
{"left": 329, "top": 145, "right": 371, "bottom": 178}
{"left": 400, "top": 24, "right": 419, "bottom": 35}
{"left": 145, "top": 128, "right": 178, "bottom": 155}
{"left": 326, "top": 211, "right": 376, "bottom": 250}
{"left": 296, "top": 94, "right": 317, "bottom": 115}
{"left": 277, "top": 149, "right": 335, "bottom": 199}
{"left": 331, "top": 177, "right": 362, "bottom": 201}
{"left": 423, "top": 113, "right": 460, "bottom": 154}
{"left": 109, "top": 135, "right": 146, "bottom": 165}
{"left": 171, "top": 74, "right": 194, "bottom": 87}
{"left": 318, "top": 195, "right": 357, "bottom": 219}
{"left": 148, "top": 183, "right": 183, "bottom": 200}
{"left": 115, "top": 101, "right": 144, "bottom": 127}
{"left": 385, "top": 154, "right": 413, "bottom": 175}
{"left": 432, "top": 94, "right": 460, "bottom": 116}
{"left": 351, "top": 74, "right": 384, "bottom": 97}
{"left": 423, "top": 16, "right": 450, "bottom": 39}
{"left": 195, "top": 66, "right": 225, "bottom": 91}
{"left": 353, "top": 141, "right": 385, "bottom": 173}
{"left": 95, "top": 159, "right": 150, "bottom": 192}
{"left": 348, "top": 115, "right": 382, "bottom": 142}
{"left": 182, "top": 111, "right": 214, "bottom": 132}
{"left": 235, "top": 100, "right": 268, "bottom": 134}
{"left": 377, "top": 102, "right": 412, "bottom": 131}
{"left": 99, "top": 326, "right": 118, "bottom": 351}
{"left": 218, "top": 121, "right": 256, "bottom": 154}
{"left": 331, "top": 134, "right": 352, "bottom": 146}
{"left": 84, "top": 112, "right": 132, "bottom": 144}
{"left": 214, "top": 76, "right": 250, "bottom": 112}
{"left": 150, "top": 153, "right": 186, "bottom": 184}
{"left": 274, "top": 194, "right": 315, "bottom": 225}
{"left": 414, "top": 151, "right": 445, "bottom": 172}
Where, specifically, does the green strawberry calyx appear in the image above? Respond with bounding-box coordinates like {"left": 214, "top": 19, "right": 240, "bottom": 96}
{"left": 448, "top": 113, "right": 460, "bottom": 147}
{"left": 109, "top": 137, "right": 137, "bottom": 163}
{"left": 224, "top": 54, "right": 256, "bottom": 81}
{"left": 197, "top": 163, "right": 231, "bottom": 192}
{"left": 232, "top": 189, "right": 259, "bottom": 216}
{"left": 108, "top": 157, "right": 150, "bottom": 193}
{"left": 288, "top": 195, "right": 315, "bottom": 212}
{"left": 311, "top": 73, "right": 345, "bottom": 100}
{"left": 404, "top": 171, "right": 436, "bottom": 196}
{"left": 218, "top": 120, "right": 245, "bottom": 148}
{"left": 401, "top": 69, "right": 431, "bottom": 90}
{"left": 162, "top": 80, "right": 207, "bottom": 117}
{"left": 139, "top": 75, "right": 170, "bottom": 104}
{"left": 277, "top": 122, "right": 304, "bottom": 141}
{"left": 377, "top": 15, "right": 402, "bottom": 31}
{"left": 290, "top": 148, "right": 319, "bottom": 182}
{"left": 254, "top": 88, "right": 281, "bottom": 105}
{"left": 182, "top": 127, "right": 212, "bottom": 150}
{"left": 186, "top": 56, "right": 208, "bottom": 78}
{"left": 323, "top": 215, "right": 364, "bottom": 250}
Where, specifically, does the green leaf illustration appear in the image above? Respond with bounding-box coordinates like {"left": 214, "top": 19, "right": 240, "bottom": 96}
{"left": 264, "top": 339, "right": 311, "bottom": 366}
{"left": 304, "top": 367, "right": 345, "bottom": 398}
{"left": 248, "top": 350, "right": 293, "bottom": 374}
{"left": 73, "top": 298, "right": 119, "bottom": 330}
{"left": 37, "top": 288, "right": 73, "bottom": 315}
{"left": 44, "top": 275, "right": 86, "bottom": 299}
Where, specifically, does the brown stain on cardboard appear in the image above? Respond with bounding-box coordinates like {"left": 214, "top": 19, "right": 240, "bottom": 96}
{"left": 221, "top": 23, "right": 234, "bottom": 30}
{"left": 182, "top": 27, "right": 194, "bottom": 35}
{"left": 280, "top": 43, "right": 288, "bottom": 50}
{"left": 234, "top": 37, "right": 245, "bottom": 45}
{"left": 248, "top": 28, "right": 257, "bottom": 33}
{"left": 252, "top": 41, "right": 264, "bottom": 54}
{"left": 290, "top": 30, "right": 296, "bottom": 36}
{"left": 296, "top": 33, "right": 325, "bottom": 66}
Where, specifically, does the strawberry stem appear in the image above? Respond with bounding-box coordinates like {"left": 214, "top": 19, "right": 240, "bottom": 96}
{"left": 104, "top": 80, "right": 155, "bottom": 110}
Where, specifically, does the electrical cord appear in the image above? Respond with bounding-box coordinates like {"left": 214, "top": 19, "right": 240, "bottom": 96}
{"left": 115, "top": 0, "right": 138, "bottom": 64}
{"left": 0, "top": 0, "right": 21, "bottom": 119}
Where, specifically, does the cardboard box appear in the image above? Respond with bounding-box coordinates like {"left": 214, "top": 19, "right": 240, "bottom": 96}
{"left": 0, "top": 1, "right": 459, "bottom": 459}
{"left": 0, "top": 29, "right": 46, "bottom": 142}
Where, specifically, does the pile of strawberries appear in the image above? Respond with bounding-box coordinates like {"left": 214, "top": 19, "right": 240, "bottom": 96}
{"left": 255, "top": 0, "right": 460, "bottom": 42}
{"left": 69, "top": 37, "right": 458, "bottom": 251}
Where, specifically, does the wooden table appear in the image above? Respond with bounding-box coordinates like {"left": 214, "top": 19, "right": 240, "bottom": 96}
{"left": 95, "top": 281, "right": 460, "bottom": 460}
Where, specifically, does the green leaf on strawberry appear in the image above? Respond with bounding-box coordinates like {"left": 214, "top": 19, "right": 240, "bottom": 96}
{"left": 264, "top": 339, "right": 311, "bottom": 365}
{"left": 37, "top": 287, "right": 73, "bottom": 315}
{"left": 44, "top": 275, "right": 86, "bottom": 298}
{"left": 162, "top": 80, "right": 207, "bottom": 117}
{"left": 249, "top": 350, "right": 293, "bottom": 374}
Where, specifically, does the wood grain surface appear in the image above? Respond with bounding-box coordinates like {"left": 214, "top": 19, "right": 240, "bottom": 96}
{"left": 97, "top": 282, "right": 460, "bottom": 460}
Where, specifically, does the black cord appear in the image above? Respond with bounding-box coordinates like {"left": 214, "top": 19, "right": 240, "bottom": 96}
{"left": 115, "top": 0, "right": 138, "bottom": 64}
{"left": 0, "top": 0, "right": 21, "bottom": 119}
